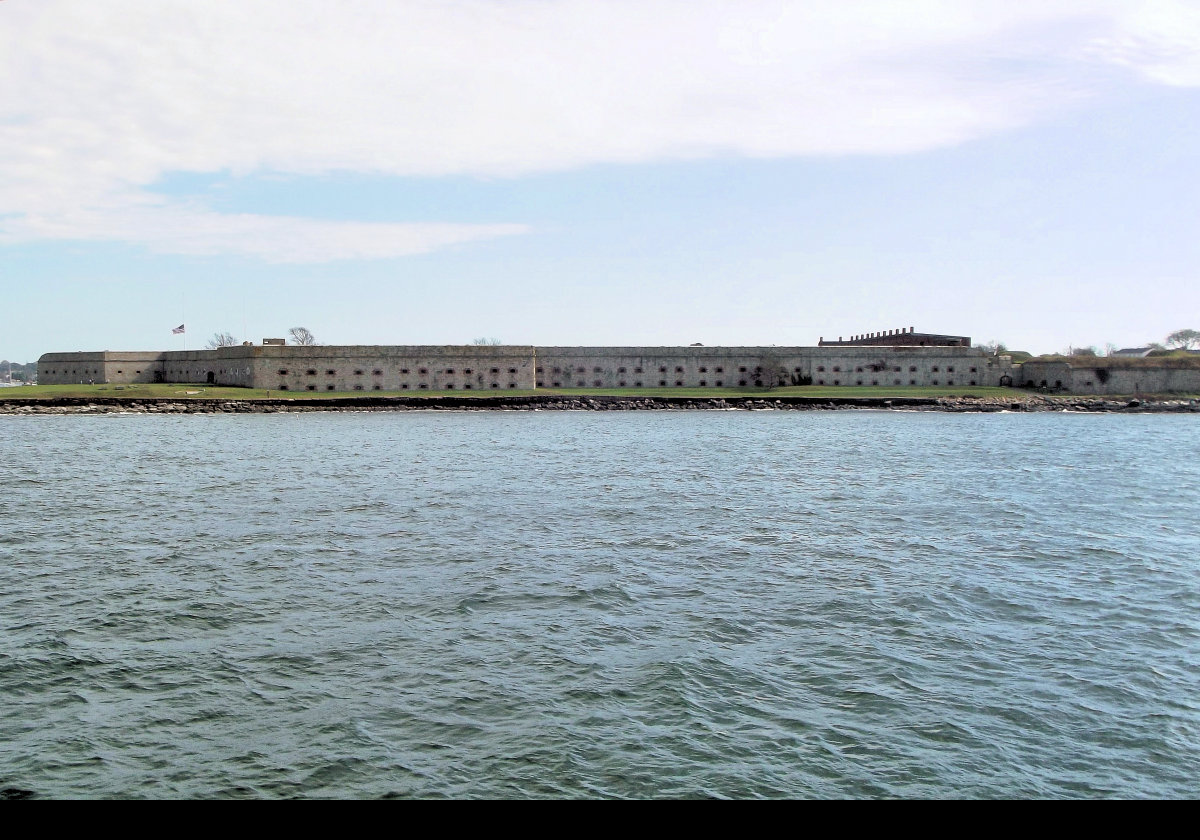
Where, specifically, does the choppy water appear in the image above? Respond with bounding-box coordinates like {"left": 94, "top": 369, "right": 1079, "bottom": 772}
{"left": 1, "top": 411, "right": 1198, "bottom": 798}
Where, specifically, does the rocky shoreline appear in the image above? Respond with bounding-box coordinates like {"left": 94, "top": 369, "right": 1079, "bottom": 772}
{"left": 2, "top": 394, "right": 1198, "bottom": 415}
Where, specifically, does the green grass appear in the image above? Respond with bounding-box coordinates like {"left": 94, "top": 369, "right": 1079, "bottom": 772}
{"left": 7, "top": 383, "right": 1033, "bottom": 400}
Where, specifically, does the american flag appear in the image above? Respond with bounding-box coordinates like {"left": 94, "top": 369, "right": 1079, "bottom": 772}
{"left": 172, "top": 324, "right": 185, "bottom": 334}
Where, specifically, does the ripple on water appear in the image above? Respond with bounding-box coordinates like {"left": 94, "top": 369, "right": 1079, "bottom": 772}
{"left": 0, "top": 412, "right": 1198, "bottom": 797}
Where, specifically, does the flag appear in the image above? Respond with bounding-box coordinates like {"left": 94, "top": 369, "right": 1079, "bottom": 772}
{"left": 172, "top": 324, "right": 185, "bottom": 334}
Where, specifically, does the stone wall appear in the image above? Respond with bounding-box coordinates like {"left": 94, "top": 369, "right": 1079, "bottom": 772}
{"left": 39, "top": 345, "right": 1015, "bottom": 389}
{"left": 38, "top": 352, "right": 164, "bottom": 385}
{"left": 1017, "top": 361, "right": 1200, "bottom": 395}
{"left": 250, "top": 345, "right": 536, "bottom": 392}
{"left": 535, "top": 346, "right": 1007, "bottom": 388}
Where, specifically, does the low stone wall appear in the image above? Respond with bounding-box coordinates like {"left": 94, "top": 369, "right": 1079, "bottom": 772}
{"left": 1017, "top": 361, "right": 1200, "bottom": 395}
{"left": 5, "top": 393, "right": 1197, "bottom": 414}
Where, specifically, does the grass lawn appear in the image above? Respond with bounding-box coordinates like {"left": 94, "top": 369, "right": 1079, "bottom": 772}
{"left": 6, "top": 383, "right": 1051, "bottom": 401}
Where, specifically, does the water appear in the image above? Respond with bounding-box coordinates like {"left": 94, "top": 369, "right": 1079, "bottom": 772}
{"left": 1, "top": 411, "right": 1198, "bottom": 798}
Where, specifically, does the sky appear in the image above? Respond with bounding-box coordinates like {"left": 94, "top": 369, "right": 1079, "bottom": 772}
{"left": 3, "top": 0, "right": 1199, "bottom": 362}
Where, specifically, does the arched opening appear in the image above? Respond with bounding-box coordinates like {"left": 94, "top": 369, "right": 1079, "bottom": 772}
{"left": 206, "top": 371, "right": 215, "bottom": 384}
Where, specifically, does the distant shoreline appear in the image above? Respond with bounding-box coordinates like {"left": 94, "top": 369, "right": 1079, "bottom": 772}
{"left": 2, "top": 394, "right": 1198, "bottom": 415}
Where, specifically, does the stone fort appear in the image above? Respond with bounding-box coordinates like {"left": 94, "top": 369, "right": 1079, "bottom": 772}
{"left": 40, "top": 329, "right": 1019, "bottom": 391}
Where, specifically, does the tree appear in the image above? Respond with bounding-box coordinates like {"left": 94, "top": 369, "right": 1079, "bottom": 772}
{"left": 974, "top": 340, "right": 1007, "bottom": 355}
{"left": 289, "top": 327, "right": 319, "bottom": 346}
{"left": 206, "top": 331, "right": 238, "bottom": 349}
{"left": 472, "top": 337, "right": 502, "bottom": 345}
{"left": 756, "top": 352, "right": 789, "bottom": 390}
{"left": 1070, "top": 346, "right": 1098, "bottom": 357}
{"left": 1165, "top": 328, "right": 1200, "bottom": 350}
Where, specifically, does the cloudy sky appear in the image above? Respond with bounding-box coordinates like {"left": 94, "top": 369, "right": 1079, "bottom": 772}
{"left": 3, "top": 0, "right": 1199, "bottom": 361}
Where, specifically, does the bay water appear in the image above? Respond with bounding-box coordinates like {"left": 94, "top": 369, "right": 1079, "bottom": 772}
{"left": 1, "top": 410, "right": 1197, "bottom": 798}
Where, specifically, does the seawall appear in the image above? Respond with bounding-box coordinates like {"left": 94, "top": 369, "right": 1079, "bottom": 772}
{"left": 3, "top": 394, "right": 1197, "bottom": 415}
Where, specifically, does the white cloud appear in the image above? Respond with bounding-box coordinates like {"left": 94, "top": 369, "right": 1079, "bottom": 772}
{"left": 1, "top": 200, "right": 530, "bottom": 262}
{"left": 1, "top": 0, "right": 1195, "bottom": 261}
{"left": 1093, "top": 1, "right": 1200, "bottom": 86}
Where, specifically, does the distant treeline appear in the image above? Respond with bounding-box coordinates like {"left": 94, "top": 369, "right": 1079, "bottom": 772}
{"left": 1, "top": 361, "right": 38, "bottom": 381}
{"left": 1030, "top": 352, "right": 1200, "bottom": 369}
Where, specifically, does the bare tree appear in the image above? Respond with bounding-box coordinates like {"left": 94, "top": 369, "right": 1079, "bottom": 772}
{"left": 206, "top": 331, "right": 239, "bottom": 349}
{"left": 472, "top": 337, "right": 502, "bottom": 345}
{"left": 289, "top": 327, "right": 319, "bottom": 346}
{"left": 1165, "top": 328, "right": 1200, "bottom": 350}
{"left": 756, "top": 352, "right": 790, "bottom": 390}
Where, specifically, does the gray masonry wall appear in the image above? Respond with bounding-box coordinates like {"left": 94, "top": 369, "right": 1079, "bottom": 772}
{"left": 1017, "top": 361, "right": 1200, "bottom": 395}
{"left": 534, "top": 346, "right": 1009, "bottom": 389}
{"left": 38, "top": 352, "right": 165, "bottom": 385}
{"left": 804, "top": 346, "right": 1006, "bottom": 388}
{"left": 41, "top": 345, "right": 1017, "bottom": 389}
{"left": 38, "top": 346, "right": 1200, "bottom": 394}
{"left": 249, "top": 345, "right": 536, "bottom": 393}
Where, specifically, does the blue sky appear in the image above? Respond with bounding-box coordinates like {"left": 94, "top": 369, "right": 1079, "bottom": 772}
{"left": 3, "top": 1, "right": 1199, "bottom": 361}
